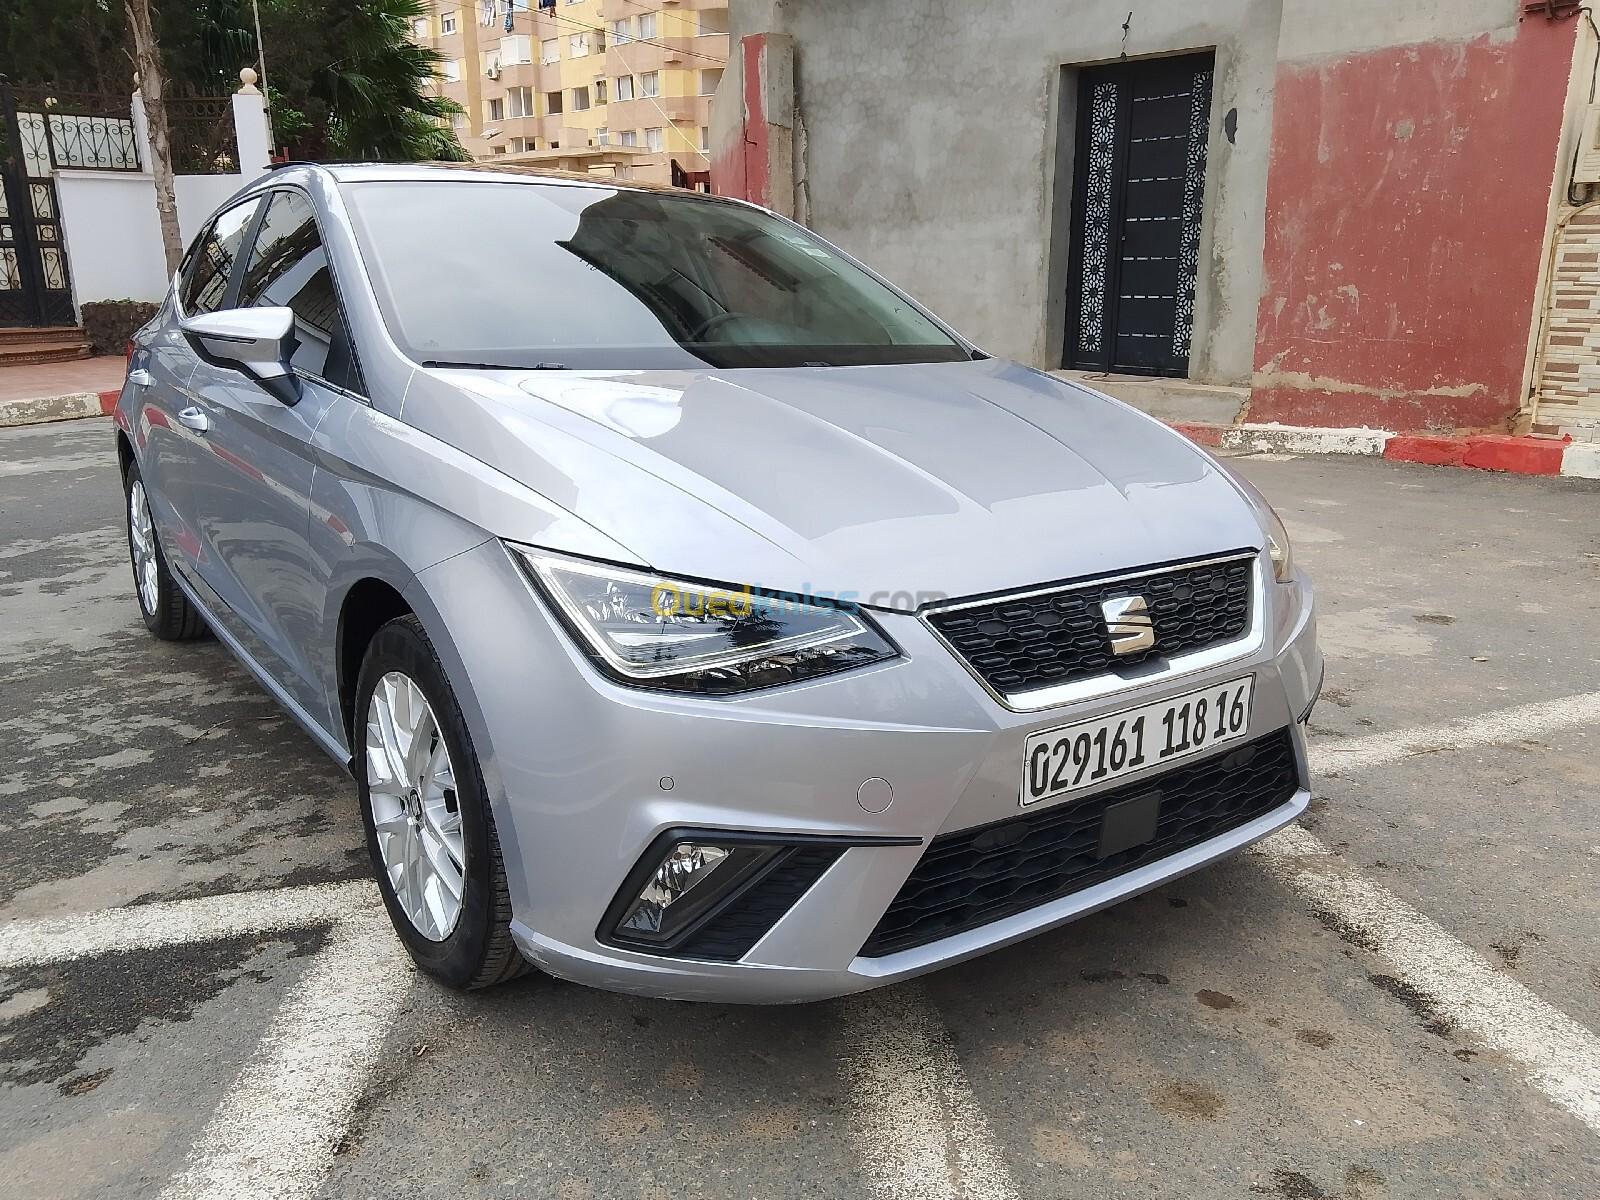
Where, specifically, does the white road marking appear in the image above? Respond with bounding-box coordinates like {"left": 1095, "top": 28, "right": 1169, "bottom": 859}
{"left": 840, "top": 986, "right": 1019, "bottom": 1200}
{"left": 1308, "top": 691, "right": 1600, "bottom": 775}
{"left": 158, "top": 908, "right": 412, "bottom": 1200}
{"left": 0, "top": 881, "right": 373, "bottom": 970}
{"left": 1253, "top": 825, "right": 1600, "bottom": 1133}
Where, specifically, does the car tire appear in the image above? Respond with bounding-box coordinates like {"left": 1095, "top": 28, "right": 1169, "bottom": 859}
{"left": 355, "top": 614, "right": 531, "bottom": 990}
{"left": 124, "top": 461, "right": 207, "bottom": 641}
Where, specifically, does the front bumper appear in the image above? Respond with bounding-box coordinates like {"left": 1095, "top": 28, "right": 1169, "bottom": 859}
{"left": 418, "top": 544, "right": 1321, "bottom": 1003}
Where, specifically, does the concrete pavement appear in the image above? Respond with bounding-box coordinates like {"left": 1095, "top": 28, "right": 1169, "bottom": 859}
{"left": 2, "top": 419, "right": 1599, "bottom": 1199}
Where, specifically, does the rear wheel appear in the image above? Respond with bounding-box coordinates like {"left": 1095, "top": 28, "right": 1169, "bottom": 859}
{"left": 124, "top": 462, "right": 206, "bottom": 641}
{"left": 355, "top": 615, "right": 530, "bottom": 989}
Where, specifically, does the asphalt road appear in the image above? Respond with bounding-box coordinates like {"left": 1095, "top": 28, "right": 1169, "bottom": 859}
{"left": 3, "top": 417, "right": 1599, "bottom": 1199}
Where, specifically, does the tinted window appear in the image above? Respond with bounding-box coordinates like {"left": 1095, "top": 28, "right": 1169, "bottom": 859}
{"left": 342, "top": 180, "right": 973, "bottom": 370}
{"left": 181, "top": 199, "right": 260, "bottom": 315}
{"left": 237, "top": 191, "right": 362, "bottom": 393}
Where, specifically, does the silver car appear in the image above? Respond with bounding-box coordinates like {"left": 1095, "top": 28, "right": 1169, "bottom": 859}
{"left": 115, "top": 163, "right": 1321, "bottom": 1002}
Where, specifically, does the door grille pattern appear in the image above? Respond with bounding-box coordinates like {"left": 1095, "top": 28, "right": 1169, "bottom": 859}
{"left": 1077, "top": 82, "right": 1117, "bottom": 357}
{"left": 1174, "top": 67, "right": 1213, "bottom": 360}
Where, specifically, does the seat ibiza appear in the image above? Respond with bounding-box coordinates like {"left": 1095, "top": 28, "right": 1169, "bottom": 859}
{"left": 115, "top": 163, "right": 1320, "bottom": 1001}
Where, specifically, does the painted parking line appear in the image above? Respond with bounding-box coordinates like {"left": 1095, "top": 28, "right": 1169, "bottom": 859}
{"left": 1307, "top": 691, "right": 1600, "bottom": 776}
{"left": 158, "top": 908, "right": 413, "bottom": 1200}
{"left": 1253, "top": 826, "right": 1600, "bottom": 1133}
{"left": 841, "top": 985, "right": 1020, "bottom": 1200}
{"left": 0, "top": 880, "right": 373, "bottom": 970}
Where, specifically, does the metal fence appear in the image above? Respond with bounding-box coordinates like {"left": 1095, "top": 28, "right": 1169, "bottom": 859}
{"left": 168, "top": 96, "right": 238, "bottom": 175}
{"left": 6, "top": 88, "right": 142, "bottom": 172}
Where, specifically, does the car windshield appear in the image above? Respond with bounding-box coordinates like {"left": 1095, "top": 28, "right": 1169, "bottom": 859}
{"left": 342, "top": 179, "right": 975, "bottom": 370}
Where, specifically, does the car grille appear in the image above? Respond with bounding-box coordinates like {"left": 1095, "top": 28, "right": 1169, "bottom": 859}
{"left": 859, "top": 728, "right": 1299, "bottom": 958}
{"left": 673, "top": 845, "right": 845, "bottom": 962}
{"left": 925, "top": 554, "right": 1255, "bottom": 698}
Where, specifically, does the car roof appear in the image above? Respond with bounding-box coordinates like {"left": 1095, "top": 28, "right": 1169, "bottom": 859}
{"left": 284, "top": 160, "right": 701, "bottom": 197}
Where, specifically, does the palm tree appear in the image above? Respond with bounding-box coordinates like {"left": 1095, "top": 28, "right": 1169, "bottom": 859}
{"left": 297, "top": 0, "right": 468, "bottom": 161}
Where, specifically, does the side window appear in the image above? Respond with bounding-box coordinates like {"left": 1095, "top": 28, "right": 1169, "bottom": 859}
{"left": 236, "top": 191, "right": 363, "bottom": 394}
{"left": 180, "top": 199, "right": 260, "bottom": 315}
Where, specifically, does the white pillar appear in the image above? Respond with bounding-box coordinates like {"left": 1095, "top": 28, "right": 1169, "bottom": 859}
{"left": 130, "top": 90, "right": 154, "bottom": 174}
{"left": 231, "top": 90, "right": 272, "bottom": 179}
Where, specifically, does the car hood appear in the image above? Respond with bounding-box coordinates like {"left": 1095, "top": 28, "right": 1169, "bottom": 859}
{"left": 400, "top": 357, "right": 1264, "bottom": 604}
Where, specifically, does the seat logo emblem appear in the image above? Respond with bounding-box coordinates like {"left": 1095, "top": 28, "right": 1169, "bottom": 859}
{"left": 1101, "top": 595, "right": 1155, "bottom": 655}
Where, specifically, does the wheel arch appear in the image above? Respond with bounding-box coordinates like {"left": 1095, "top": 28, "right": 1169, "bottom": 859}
{"left": 335, "top": 576, "right": 416, "bottom": 750}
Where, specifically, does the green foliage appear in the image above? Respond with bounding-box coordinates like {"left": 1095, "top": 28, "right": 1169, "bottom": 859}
{"left": 0, "top": 0, "right": 466, "bottom": 163}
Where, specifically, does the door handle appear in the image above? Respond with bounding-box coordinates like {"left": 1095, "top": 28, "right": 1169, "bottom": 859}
{"left": 127, "top": 368, "right": 154, "bottom": 388}
{"left": 177, "top": 406, "right": 210, "bottom": 434}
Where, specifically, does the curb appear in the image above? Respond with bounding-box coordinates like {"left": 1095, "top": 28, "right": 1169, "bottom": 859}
{"left": 1169, "top": 421, "right": 1600, "bottom": 480}
{"left": 0, "top": 388, "right": 121, "bottom": 429}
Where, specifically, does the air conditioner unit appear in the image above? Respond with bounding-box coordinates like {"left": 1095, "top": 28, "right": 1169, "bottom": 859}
{"left": 487, "top": 63, "right": 502, "bottom": 79}
{"left": 1577, "top": 103, "right": 1600, "bottom": 184}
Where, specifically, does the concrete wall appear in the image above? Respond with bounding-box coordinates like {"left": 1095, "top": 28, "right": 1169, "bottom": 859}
{"left": 720, "top": 0, "right": 1281, "bottom": 382}
{"left": 721, "top": 0, "right": 1581, "bottom": 432}
{"left": 55, "top": 92, "right": 271, "bottom": 308}
{"left": 1252, "top": 2, "right": 1576, "bottom": 431}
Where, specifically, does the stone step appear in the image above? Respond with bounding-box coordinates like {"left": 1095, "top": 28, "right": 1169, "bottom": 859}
{"left": 0, "top": 341, "right": 93, "bottom": 366}
{"left": 0, "top": 325, "right": 87, "bottom": 347}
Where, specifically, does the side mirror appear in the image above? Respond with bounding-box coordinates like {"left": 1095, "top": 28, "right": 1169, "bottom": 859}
{"left": 180, "top": 307, "right": 302, "bottom": 406}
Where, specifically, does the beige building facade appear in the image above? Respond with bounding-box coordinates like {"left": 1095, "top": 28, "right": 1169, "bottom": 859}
{"left": 410, "top": 0, "right": 727, "bottom": 186}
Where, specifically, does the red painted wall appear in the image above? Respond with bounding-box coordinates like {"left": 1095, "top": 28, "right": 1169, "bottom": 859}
{"left": 711, "top": 34, "right": 771, "bottom": 205}
{"left": 1252, "top": 18, "right": 1575, "bottom": 432}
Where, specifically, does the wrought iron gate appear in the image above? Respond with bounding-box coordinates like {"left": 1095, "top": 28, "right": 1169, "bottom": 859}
{"left": 0, "top": 81, "right": 82, "bottom": 327}
{"left": 1065, "top": 53, "right": 1214, "bottom": 377}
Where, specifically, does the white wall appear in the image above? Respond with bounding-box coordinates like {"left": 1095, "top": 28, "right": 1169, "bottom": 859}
{"left": 55, "top": 91, "right": 272, "bottom": 308}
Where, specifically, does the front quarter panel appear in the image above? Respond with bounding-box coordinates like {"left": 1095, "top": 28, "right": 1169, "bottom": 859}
{"left": 303, "top": 392, "right": 645, "bottom": 753}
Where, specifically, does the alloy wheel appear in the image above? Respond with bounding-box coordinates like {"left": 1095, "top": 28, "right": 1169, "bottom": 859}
{"left": 128, "top": 480, "right": 160, "bottom": 615}
{"left": 365, "top": 671, "right": 466, "bottom": 941}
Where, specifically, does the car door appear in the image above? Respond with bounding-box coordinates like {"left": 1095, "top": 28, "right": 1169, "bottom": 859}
{"left": 137, "top": 198, "right": 261, "bottom": 564}
{"left": 181, "top": 188, "right": 365, "bottom": 723}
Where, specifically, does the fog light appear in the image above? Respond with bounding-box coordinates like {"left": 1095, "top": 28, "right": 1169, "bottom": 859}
{"left": 612, "top": 839, "right": 777, "bottom": 947}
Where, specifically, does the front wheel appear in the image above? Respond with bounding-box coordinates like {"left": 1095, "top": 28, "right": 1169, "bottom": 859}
{"left": 124, "top": 461, "right": 206, "bottom": 641}
{"left": 355, "top": 614, "right": 530, "bottom": 990}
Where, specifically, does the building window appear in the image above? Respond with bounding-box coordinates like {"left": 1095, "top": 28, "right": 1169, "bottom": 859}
{"left": 441, "top": 10, "right": 458, "bottom": 35}
{"left": 569, "top": 32, "right": 588, "bottom": 58}
{"left": 487, "top": 96, "right": 505, "bottom": 122}
{"left": 540, "top": 37, "right": 559, "bottom": 64}
{"left": 571, "top": 86, "right": 590, "bottom": 111}
{"left": 611, "top": 17, "right": 631, "bottom": 43}
{"left": 481, "top": 49, "right": 501, "bottom": 75}
{"left": 620, "top": 129, "right": 638, "bottom": 147}
{"left": 640, "top": 71, "right": 659, "bottom": 98}
{"left": 697, "top": 9, "right": 729, "bottom": 36}
{"left": 645, "top": 126, "right": 662, "bottom": 152}
{"left": 700, "top": 125, "right": 709, "bottom": 151}
{"left": 412, "top": 16, "right": 430, "bottom": 39}
{"left": 508, "top": 86, "right": 534, "bottom": 118}
{"left": 492, "top": 145, "right": 507, "bottom": 155}
{"left": 545, "top": 90, "right": 564, "bottom": 115}
{"left": 452, "top": 111, "right": 467, "bottom": 130}
{"left": 615, "top": 74, "right": 634, "bottom": 101}
{"left": 508, "top": 137, "right": 530, "bottom": 153}
{"left": 501, "top": 35, "right": 531, "bottom": 64}
{"left": 700, "top": 68, "right": 722, "bottom": 96}
{"left": 594, "top": 78, "right": 608, "bottom": 104}
{"left": 596, "top": 127, "right": 609, "bottom": 145}
{"left": 440, "top": 59, "right": 461, "bottom": 83}
{"left": 638, "top": 12, "right": 657, "bottom": 39}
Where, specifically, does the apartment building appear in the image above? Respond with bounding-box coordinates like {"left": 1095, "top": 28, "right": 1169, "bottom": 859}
{"left": 410, "top": 0, "right": 727, "bottom": 186}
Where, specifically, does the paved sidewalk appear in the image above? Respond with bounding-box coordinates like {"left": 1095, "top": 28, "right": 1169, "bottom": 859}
{"left": 0, "top": 356, "right": 126, "bottom": 405}
{"left": 0, "top": 355, "right": 127, "bottom": 428}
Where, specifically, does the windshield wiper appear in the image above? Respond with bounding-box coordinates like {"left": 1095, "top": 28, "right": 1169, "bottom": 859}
{"left": 421, "top": 359, "right": 569, "bottom": 371}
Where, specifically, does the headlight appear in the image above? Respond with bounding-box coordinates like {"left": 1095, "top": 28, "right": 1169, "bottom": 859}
{"left": 1263, "top": 504, "right": 1294, "bottom": 583}
{"left": 1218, "top": 466, "right": 1294, "bottom": 584}
{"left": 510, "top": 547, "right": 899, "bottom": 694}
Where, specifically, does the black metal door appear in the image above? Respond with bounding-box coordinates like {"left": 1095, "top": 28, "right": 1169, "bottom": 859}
{"left": 0, "top": 83, "right": 74, "bottom": 327}
{"left": 1065, "top": 53, "right": 1213, "bottom": 377}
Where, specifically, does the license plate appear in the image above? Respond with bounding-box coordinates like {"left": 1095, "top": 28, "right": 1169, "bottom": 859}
{"left": 1020, "top": 676, "right": 1255, "bottom": 807}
